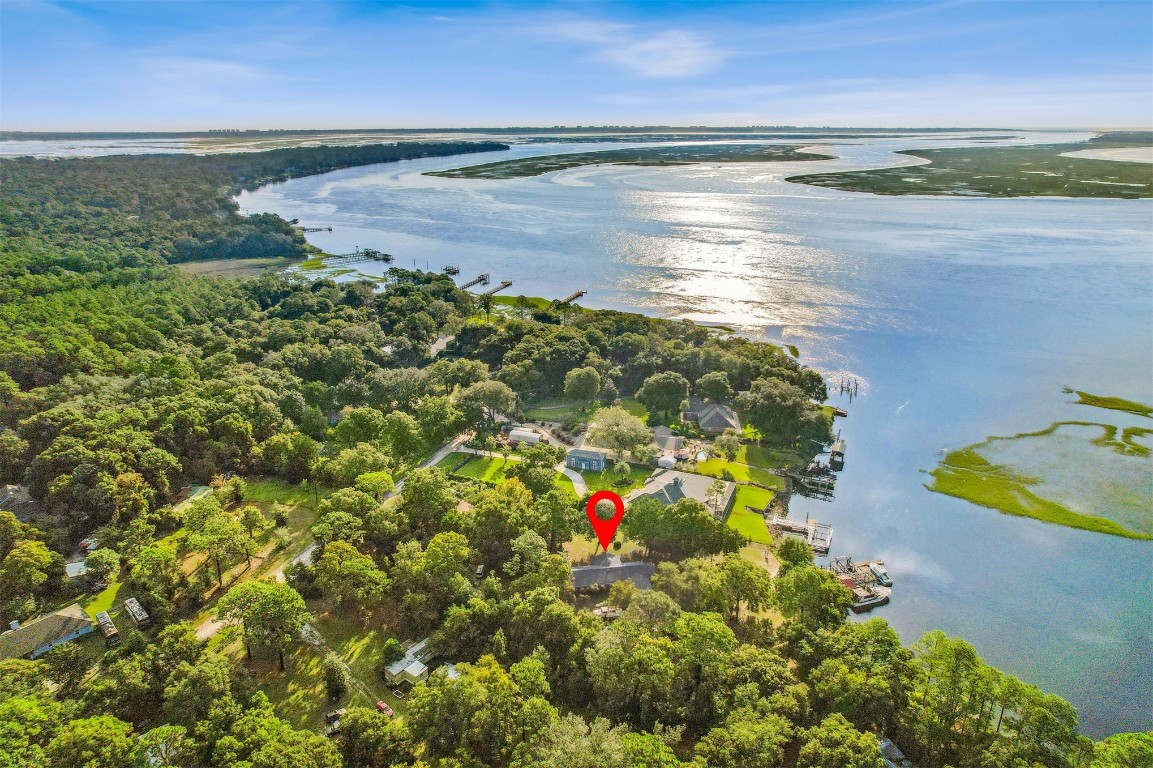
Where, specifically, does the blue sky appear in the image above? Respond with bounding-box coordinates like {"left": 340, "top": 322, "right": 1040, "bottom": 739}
{"left": 1, "top": 0, "right": 1150, "bottom": 130}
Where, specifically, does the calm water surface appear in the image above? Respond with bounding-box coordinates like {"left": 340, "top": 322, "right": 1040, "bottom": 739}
{"left": 240, "top": 134, "right": 1153, "bottom": 736}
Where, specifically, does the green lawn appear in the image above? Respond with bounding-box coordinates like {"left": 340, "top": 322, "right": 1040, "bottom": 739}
{"left": 523, "top": 396, "right": 595, "bottom": 424}
{"left": 564, "top": 532, "right": 646, "bottom": 564}
{"left": 246, "top": 477, "right": 320, "bottom": 506}
{"left": 492, "top": 294, "right": 551, "bottom": 310}
{"left": 82, "top": 575, "right": 123, "bottom": 619}
{"left": 523, "top": 395, "right": 648, "bottom": 425}
{"left": 438, "top": 452, "right": 512, "bottom": 482}
{"left": 733, "top": 484, "right": 774, "bottom": 514}
{"left": 580, "top": 465, "right": 652, "bottom": 493}
{"left": 437, "top": 451, "right": 574, "bottom": 493}
{"left": 695, "top": 457, "right": 784, "bottom": 488}
{"left": 727, "top": 507, "right": 774, "bottom": 545}
{"left": 618, "top": 397, "right": 649, "bottom": 420}
{"left": 553, "top": 474, "right": 577, "bottom": 496}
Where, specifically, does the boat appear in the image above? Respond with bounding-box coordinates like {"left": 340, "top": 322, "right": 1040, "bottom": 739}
{"left": 849, "top": 584, "right": 891, "bottom": 613}
{"left": 868, "top": 561, "right": 892, "bottom": 587}
{"left": 442, "top": 265, "right": 460, "bottom": 275}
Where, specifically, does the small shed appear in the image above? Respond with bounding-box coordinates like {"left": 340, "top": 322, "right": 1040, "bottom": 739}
{"left": 509, "top": 428, "right": 541, "bottom": 445}
{"left": 566, "top": 448, "right": 608, "bottom": 472}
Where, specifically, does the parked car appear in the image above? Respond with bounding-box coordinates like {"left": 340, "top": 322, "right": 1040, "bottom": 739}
{"left": 324, "top": 708, "right": 347, "bottom": 724}
{"left": 376, "top": 700, "right": 394, "bottom": 716}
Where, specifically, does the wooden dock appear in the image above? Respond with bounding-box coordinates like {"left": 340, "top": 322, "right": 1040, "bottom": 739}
{"left": 459, "top": 273, "right": 490, "bottom": 290}
{"left": 480, "top": 280, "right": 513, "bottom": 296}
{"left": 330, "top": 248, "right": 393, "bottom": 264}
{"left": 560, "top": 290, "right": 587, "bottom": 304}
{"left": 770, "top": 516, "right": 833, "bottom": 556}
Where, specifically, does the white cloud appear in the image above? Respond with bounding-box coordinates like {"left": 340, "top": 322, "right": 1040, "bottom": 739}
{"left": 544, "top": 16, "right": 727, "bottom": 78}
{"left": 602, "top": 30, "right": 726, "bottom": 78}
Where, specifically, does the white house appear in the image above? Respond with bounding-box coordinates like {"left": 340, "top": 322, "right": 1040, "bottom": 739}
{"left": 384, "top": 639, "right": 434, "bottom": 685}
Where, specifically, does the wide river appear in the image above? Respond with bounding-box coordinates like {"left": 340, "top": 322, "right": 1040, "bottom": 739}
{"left": 237, "top": 133, "right": 1153, "bottom": 736}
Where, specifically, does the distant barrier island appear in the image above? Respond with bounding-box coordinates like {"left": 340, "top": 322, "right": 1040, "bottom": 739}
{"left": 787, "top": 132, "right": 1153, "bottom": 199}
{"left": 425, "top": 143, "right": 835, "bottom": 179}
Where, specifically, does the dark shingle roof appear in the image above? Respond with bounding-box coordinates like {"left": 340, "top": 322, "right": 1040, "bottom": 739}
{"left": 696, "top": 403, "right": 740, "bottom": 432}
{"left": 572, "top": 561, "right": 656, "bottom": 590}
{"left": 0, "top": 604, "right": 92, "bottom": 659}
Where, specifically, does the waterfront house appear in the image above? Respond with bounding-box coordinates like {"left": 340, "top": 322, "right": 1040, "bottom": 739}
{"left": 626, "top": 469, "right": 736, "bottom": 517}
{"left": 0, "top": 604, "right": 94, "bottom": 660}
{"left": 566, "top": 448, "right": 608, "bottom": 472}
{"left": 682, "top": 399, "right": 741, "bottom": 435}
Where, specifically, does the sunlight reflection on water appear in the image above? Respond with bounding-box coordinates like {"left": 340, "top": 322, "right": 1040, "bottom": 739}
{"left": 239, "top": 132, "right": 1153, "bottom": 736}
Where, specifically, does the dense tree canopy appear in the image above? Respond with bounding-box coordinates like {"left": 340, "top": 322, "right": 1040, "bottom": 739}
{"left": 0, "top": 142, "right": 1136, "bottom": 768}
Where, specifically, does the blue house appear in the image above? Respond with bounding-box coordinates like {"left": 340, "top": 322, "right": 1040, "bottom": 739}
{"left": 566, "top": 448, "right": 608, "bottom": 472}
{"left": 0, "top": 603, "right": 94, "bottom": 659}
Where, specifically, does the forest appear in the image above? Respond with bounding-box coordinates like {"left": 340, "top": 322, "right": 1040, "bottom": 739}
{"left": 0, "top": 144, "right": 1149, "bottom": 768}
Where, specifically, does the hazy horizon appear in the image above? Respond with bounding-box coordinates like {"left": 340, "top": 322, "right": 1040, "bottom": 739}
{"left": 2, "top": 124, "right": 1150, "bottom": 136}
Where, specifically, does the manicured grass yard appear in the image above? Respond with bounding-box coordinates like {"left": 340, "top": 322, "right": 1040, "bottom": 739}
{"left": 439, "top": 452, "right": 512, "bottom": 483}
{"left": 82, "top": 577, "right": 123, "bottom": 619}
{"left": 580, "top": 465, "right": 652, "bottom": 494}
{"left": 727, "top": 507, "right": 774, "bottom": 545}
{"left": 522, "top": 395, "right": 648, "bottom": 425}
{"left": 733, "top": 484, "right": 774, "bottom": 514}
{"left": 437, "top": 452, "right": 575, "bottom": 494}
{"left": 695, "top": 456, "right": 784, "bottom": 488}
{"left": 564, "top": 532, "right": 646, "bottom": 565}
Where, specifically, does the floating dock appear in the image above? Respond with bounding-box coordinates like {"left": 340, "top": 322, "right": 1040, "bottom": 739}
{"left": 301, "top": 226, "right": 332, "bottom": 233}
{"left": 770, "top": 516, "right": 833, "bottom": 556}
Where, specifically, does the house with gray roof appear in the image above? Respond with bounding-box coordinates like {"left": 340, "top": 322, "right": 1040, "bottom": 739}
{"left": 650, "top": 426, "right": 684, "bottom": 454}
{"left": 0, "top": 604, "right": 94, "bottom": 660}
{"left": 683, "top": 398, "right": 741, "bottom": 435}
{"left": 626, "top": 469, "right": 736, "bottom": 518}
{"left": 572, "top": 553, "right": 656, "bottom": 591}
{"left": 566, "top": 447, "right": 609, "bottom": 472}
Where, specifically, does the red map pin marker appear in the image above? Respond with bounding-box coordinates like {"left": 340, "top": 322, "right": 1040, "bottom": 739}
{"left": 585, "top": 490, "right": 626, "bottom": 553}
